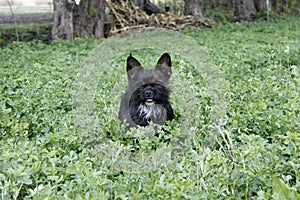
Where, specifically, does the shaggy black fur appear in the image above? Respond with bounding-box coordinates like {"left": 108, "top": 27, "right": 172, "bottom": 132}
{"left": 119, "top": 53, "right": 174, "bottom": 128}
{"left": 129, "top": 83, "right": 174, "bottom": 126}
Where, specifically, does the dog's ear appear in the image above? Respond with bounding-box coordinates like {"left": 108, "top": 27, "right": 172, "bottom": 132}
{"left": 127, "top": 54, "right": 143, "bottom": 79}
{"left": 156, "top": 53, "right": 172, "bottom": 79}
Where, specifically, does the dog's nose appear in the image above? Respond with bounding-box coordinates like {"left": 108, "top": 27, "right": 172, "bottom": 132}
{"left": 145, "top": 90, "right": 153, "bottom": 98}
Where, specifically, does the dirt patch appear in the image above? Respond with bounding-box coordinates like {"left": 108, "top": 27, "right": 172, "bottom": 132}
{"left": 0, "top": 13, "right": 53, "bottom": 24}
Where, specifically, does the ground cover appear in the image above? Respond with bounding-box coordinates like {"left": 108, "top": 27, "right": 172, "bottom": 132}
{"left": 0, "top": 17, "right": 299, "bottom": 199}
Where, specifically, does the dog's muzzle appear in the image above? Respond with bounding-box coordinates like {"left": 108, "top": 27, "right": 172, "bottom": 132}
{"left": 145, "top": 90, "right": 154, "bottom": 106}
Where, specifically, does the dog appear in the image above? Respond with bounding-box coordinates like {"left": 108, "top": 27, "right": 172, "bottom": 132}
{"left": 119, "top": 53, "right": 174, "bottom": 128}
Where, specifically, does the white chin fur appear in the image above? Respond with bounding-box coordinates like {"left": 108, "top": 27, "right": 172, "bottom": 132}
{"left": 138, "top": 102, "right": 162, "bottom": 120}
{"left": 145, "top": 101, "right": 154, "bottom": 106}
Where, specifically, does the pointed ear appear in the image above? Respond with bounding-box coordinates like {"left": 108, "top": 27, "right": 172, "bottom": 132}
{"left": 126, "top": 54, "right": 143, "bottom": 79}
{"left": 156, "top": 53, "right": 172, "bottom": 79}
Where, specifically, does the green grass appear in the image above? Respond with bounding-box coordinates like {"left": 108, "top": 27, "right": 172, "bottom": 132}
{"left": 0, "top": 17, "right": 300, "bottom": 199}
{"left": 0, "top": 23, "right": 52, "bottom": 47}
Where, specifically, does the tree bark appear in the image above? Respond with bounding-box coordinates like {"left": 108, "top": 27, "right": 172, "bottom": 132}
{"left": 184, "top": 0, "right": 204, "bottom": 18}
{"left": 52, "top": 0, "right": 75, "bottom": 42}
{"left": 74, "top": 0, "right": 106, "bottom": 39}
{"left": 234, "top": 0, "right": 257, "bottom": 21}
{"left": 133, "top": 0, "right": 160, "bottom": 15}
{"left": 52, "top": 0, "right": 105, "bottom": 41}
{"left": 254, "top": 0, "right": 266, "bottom": 11}
{"left": 144, "top": 0, "right": 160, "bottom": 15}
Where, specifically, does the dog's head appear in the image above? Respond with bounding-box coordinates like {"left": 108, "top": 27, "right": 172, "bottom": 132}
{"left": 119, "top": 53, "right": 173, "bottom": 127}
{"left": 126, "top": 53, "right": 172, "bottom": 89}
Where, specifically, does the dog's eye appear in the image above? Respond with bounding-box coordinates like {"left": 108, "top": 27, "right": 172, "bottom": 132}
{"left": 151, "top": 83, "right": 160, "bottom": 87}
{"left": 142, "top": 83, "right": 161, "bottom": 89}
{"left": 144, "top": 84, "right": 154, "bottom": 88}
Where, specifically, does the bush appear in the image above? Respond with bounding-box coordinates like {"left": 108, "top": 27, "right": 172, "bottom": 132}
{"left": 0, "top": 23, "right": 52, "bottom": 47}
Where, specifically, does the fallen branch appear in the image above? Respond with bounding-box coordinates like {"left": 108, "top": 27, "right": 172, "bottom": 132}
{"left": 107, "top": 0, "right": 213, "bottom": 36}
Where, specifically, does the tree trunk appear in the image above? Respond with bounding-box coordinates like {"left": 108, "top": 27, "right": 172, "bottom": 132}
{"left": 272, "top": 0, "right": 278, "bottom": 12}
{"left": 7, "top": 0, "right": 20, "bottom": 42}
{"left": 133, "top": 0, "right": 160, "bottom": 15}
{"left": 184, "top": 0, "right": 204, "bottom": 18}
{"left": 234, "top": 0, "right": 257, "bottom": 21}
{"left": 144, "top": 0, "right": 160, "bottom": 15}
{"left": 52, "top": 0, "right": 105, "bottom": 41}
{"left": 74, "top": 0, "right": 106, "bottom": 39}
{"left": 254, "top": 0, "right": 266, "bottom": 11}
{"left": 52, "top": 0, "right": 75, "bottom": 42}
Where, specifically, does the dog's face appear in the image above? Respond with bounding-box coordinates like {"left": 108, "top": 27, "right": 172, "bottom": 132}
{"left": 126, "top": 53, "right": 172, "bottom": 89}
{"left": 133, "top": 83, "right": 170, "bottom": 107}
{"left": 119, "top": 53, "right": 174, "bottom": 128}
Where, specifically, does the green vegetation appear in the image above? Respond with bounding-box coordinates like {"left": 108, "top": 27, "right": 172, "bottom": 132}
{"left": 0, "top": 17, "right": 299, "bottom": 199}
{"left": 0, "top": 23, "right": 52, "bottom": 47}
{"left": 200, "top": 0, "right": 300, "bottom": 22}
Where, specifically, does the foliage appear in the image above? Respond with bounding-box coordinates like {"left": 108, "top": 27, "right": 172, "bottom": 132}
{"left": 273, "top": 177, "right": 300, "bottom": 199}
{"left": 0, "top": 23, "right": 52, "bottom": 48}
{"left": 200, "top": 0, "right": 300, "bottom": 22}
{"left": 0, "top": 18, "right": 300, "bottom": 199}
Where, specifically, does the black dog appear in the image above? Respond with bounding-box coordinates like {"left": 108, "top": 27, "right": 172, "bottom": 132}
{"left": 119, "top": 53, "right": 174, "bottom": 128}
